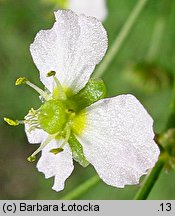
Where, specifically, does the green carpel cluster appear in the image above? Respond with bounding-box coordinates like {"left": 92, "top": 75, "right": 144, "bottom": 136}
{"left": 38, "top": 99, "right": 68, "bottom": 135}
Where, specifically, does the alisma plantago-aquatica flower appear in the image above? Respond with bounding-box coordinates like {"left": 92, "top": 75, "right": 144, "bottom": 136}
{"left": 4, "top": 10, "right": 160, "bottom": 192}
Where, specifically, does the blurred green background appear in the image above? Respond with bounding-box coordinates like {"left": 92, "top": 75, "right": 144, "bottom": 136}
{"left": 0, "top": 0, "right": 175, "bottom": 199}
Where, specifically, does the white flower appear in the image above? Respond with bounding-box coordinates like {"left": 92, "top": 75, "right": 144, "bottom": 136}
{"left": 25, "top": 10, "right": 159, "bottom": 192}
{"left": 69, "top": 0, "right": 107, "bottom": 21}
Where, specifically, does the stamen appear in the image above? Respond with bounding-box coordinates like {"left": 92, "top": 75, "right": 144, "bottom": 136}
{"left": 59, "top": 124, "right": 71, "bottom": 149}
{"left": 15, "top": 77, "right": 51, "bottom": 101}
{"left": 27, "top": 155, "right": 36, "bottom": 162}
{"left": 26, "top": 81, "right": 51, "bottom": 100}
{"left": 24, "top": 109, "right": 38, "bottom": 130}
{"left": 15, "top": 77, "right": 28, "bottom": 85}
{"left": 47, "top": 71, "right": 56, "bottom": 77}
{"left": 4, "top": 117, "right": 24, "bottom": 126}
{"left": 50, "top": 148, "right": 64, "bottom": 154}
{"left": 47, "top": 71, "right": 66, "bottom": 100}
{"left": 26, "top": 108, "right": 39, "bottom": 118}
{"left": 27, "top": 135, "right": 54, "bottom": 162}
{"left": 27, "top": 125, "right": 41, "bottom": 133}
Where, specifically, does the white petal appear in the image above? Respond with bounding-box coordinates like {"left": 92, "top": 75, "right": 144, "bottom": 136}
{"left": 25, "top": 124, "right": 47, "bottom": 144}
{"left": 75, "top": 94, "right": 160, "bottom": 188}
{"left": 30, "top": 10, "right": 107, "bottom": 93}
{"left": 69, "top": 0, "right": 108, "bottom": 21}
{"left": 37, "top": 140, "right": 74, "bottom": 191}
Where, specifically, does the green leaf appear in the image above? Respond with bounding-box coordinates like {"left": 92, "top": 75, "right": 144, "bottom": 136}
{"left": 67, "top": 78, "right": 106, "bottom": 112}
{"left": 68, "top": 133, "right": 89, "bottom": 167}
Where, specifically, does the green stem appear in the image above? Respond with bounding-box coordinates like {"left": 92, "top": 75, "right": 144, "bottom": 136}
{"left": 133, "top": 154, "right": 167, "bottom": 200}
{"left": 146, "top": 17, "right": 166, "bottom": 61}
{"left": 93, "top": 0, "right": 150, "bottom": 78}
{"left": 146, "top": 0, "right": 172, "bottom": 61}
{"left": 60, "top": 175, "right": 100, "bottom": 200}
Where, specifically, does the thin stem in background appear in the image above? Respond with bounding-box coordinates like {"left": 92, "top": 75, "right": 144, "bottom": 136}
{"left": 146, "top": 0, "right": 173, "bottom": 61}
{"left": 60, "top": 175, "right": 100, "bottom": 200}
{"left": 133, "top": 154, "right": 167, "bottom": 200}
{"left": 146, "top": 17, "right": 166, "bottom": 62}
{"left": 93, "top": 0, "right": 150, "bottom": 78}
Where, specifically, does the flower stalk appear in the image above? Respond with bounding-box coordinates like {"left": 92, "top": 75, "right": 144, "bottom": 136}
{"left": 133, "top": 153, "right": 167, "bottom": 200}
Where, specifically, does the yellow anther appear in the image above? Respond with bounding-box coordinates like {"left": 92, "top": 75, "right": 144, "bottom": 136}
{"left": 27, "top": 155, "right": 36, "bottom": 162}
{"left": 16, "top": 77, "right": 51, "bottom": 101}
{"left": 46, "top": 70, "right": 67, "bottom": 100}
{"left": 50, "top": 148, "right": 64, "bottom": 154}
{"left": 15, "top": 77, "right": 28, "bottom": 86}
{"left": 47, "top": 71, "right": 56, "bottom": 77}
{"left": 4, "top": 117, "right": 19, "bottom": 126}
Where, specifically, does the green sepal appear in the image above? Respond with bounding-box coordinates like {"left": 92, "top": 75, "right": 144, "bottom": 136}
{"left": 68, "top": 133, "right": 89, "bottom": 167}
{"left": 67, "top": 78, "right": 106, "bottom": 112}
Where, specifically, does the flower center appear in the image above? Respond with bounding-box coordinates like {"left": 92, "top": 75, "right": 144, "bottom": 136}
{"left": 38, "top": 99, "right": 68, "bottom": 135}
{"left": 4, "top": 72, "right": 106, "bottom": 163}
